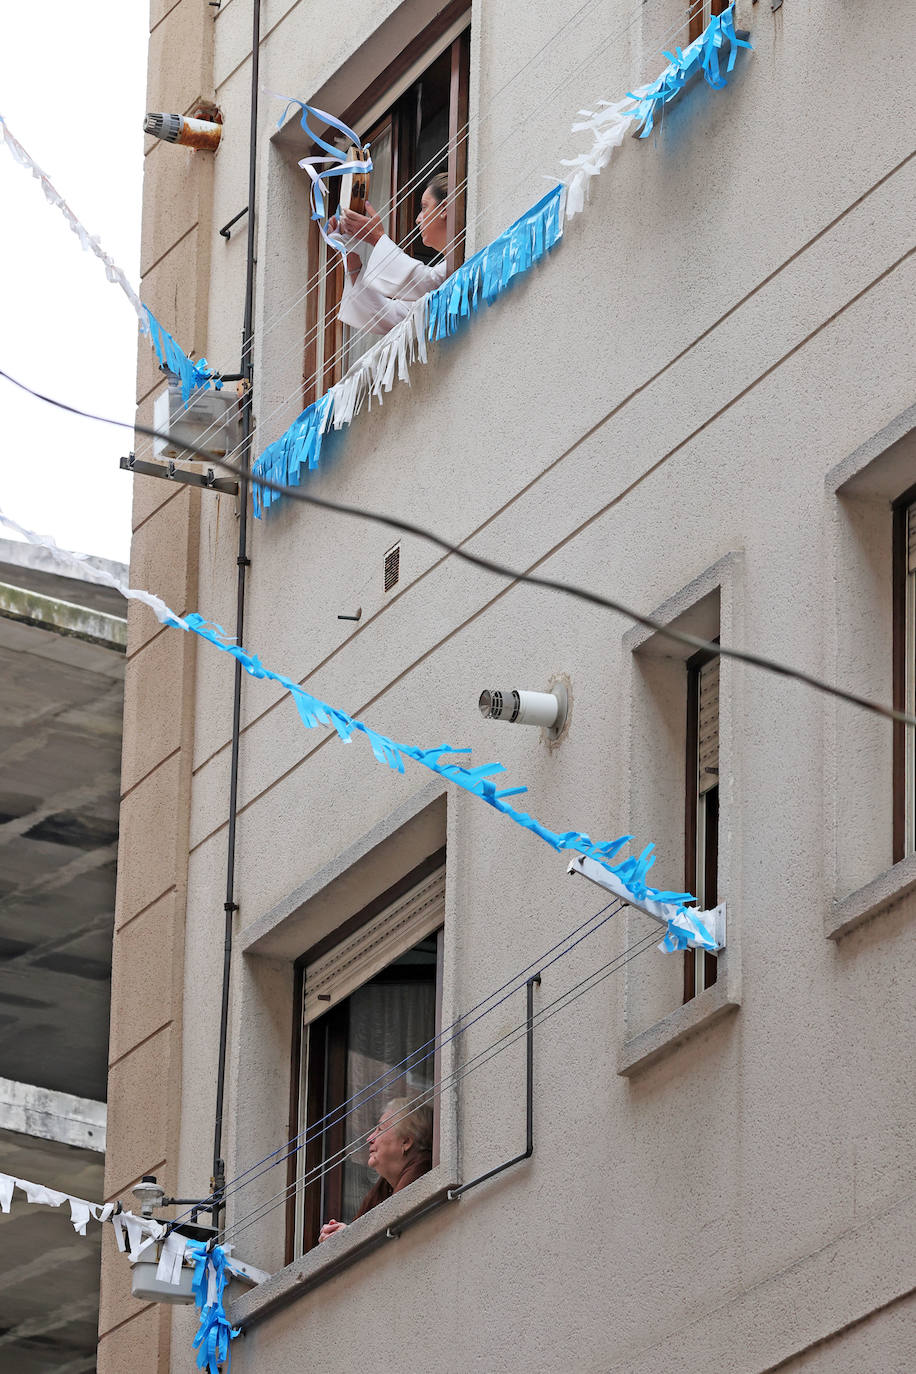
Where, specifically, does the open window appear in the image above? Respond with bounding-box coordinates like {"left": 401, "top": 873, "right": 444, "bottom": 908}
{"left": 684, "top": 649, "right": 719, "bottom": 1001}
{"left": 688, "top": 0, "right": 730, "bottom": 43}
{"left": 289, "top": 860, "right": 445, "bottom": 1257}
{"left": 892, "top": 487, "right": 916, "bottom": 861}
{"left": 304, "top": 8, "right": 470, "bottom": 403}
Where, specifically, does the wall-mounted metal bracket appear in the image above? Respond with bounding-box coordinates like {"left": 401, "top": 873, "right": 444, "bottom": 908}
{"left": 120, "top": 454, "right": 239, "bottom": 496}
{"left": 220, "top": 206, "right": 249, "bottom": 240}
{"left": 446, "top": 973, "right": 540, "bottom": 1202}
{"left": 567, "top": 853, "right": 726, "bottom": 952}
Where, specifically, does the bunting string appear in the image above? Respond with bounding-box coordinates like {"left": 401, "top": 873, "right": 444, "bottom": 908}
{"left": 250, "top": 3, "right": 750, "bottom": 513}
{"left": 0, "top": 505, "right": 715, "bottom": 952}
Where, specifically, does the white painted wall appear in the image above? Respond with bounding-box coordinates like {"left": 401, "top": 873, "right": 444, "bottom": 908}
{"left": 147, "top": 1, "right": 916, "bottom": 1368}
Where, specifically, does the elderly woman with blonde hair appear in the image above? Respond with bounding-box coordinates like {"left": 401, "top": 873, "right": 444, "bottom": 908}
{"left": 318, "top": 1099, "right": 433, "bottom": 1243}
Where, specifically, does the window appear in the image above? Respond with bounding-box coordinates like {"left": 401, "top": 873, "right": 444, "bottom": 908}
{"left": 688, "top": 0, "right": 730, "bottom": 43}
{"left": 290, "top": 860, "right": 445, "bottom": 1256}
{"left": 684, "top": 649, "right": 719, "bottom": 1001}
{"left": 304, "top": 9, "right": 470, "bottom": 404}
{"left": 892, "top": 487, "right": 916, "bottom": 861}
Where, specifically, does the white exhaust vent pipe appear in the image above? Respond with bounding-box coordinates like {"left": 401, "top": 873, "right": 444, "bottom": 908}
{"left": 479, "top": 688, "right": 562, "bottom": 730}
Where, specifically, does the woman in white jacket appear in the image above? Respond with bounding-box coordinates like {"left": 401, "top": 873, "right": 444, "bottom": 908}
{"left": 331, "top": 172, "right": 450, "bottom": 337}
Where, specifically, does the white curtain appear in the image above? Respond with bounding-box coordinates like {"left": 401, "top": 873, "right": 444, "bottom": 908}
{"left": 342, "top": 979, "right": 436, "bottom": 1219}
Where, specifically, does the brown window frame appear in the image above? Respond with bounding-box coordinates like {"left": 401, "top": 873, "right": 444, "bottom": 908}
{"left": 684, "top": 646, "right": 719, "bottom": 1002}
{"left": 688, "top": 0, "right": 730, "bottom": 43}
{"left": 892, "top": 483, "right": 916, "bottom": 862}
{"left": 303, "top": 5, "right": 470, "bottom": 407}
{"left": 286, "top": 848, "right": 446, "bottom": 1263}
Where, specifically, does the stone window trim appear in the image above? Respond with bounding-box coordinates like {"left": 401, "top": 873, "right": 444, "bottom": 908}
{"left": 234, "top": 780, "right": 460, "bottom": 1276}
{"left": 228, "top": 1164, "right": 457, "bottom": 1332}
{"left": 617, "top": 551, "right": 744, "bottom": 1077}
{"left": 826, "top": 401, "right": 916, "bottom": 915}
{"left": 825, "top": 850, "right": 916, "bottom": 942}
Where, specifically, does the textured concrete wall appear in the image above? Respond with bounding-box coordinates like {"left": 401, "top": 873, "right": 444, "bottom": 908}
{"left": 115, "top": 0, "right": 916, "bottom": 1369}
{"left": 97, "top": 0, "right": 212, "bottom": 1369}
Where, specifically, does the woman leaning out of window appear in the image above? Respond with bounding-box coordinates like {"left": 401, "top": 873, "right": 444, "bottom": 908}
{"left": 317, "top": 1100, "right": 433, "bottom": 1243}
{"left": 330, "top": 173, "right": 450, "bottom": 338}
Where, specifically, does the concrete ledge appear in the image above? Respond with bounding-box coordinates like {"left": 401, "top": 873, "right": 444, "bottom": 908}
{"left": 0, "top": 581, "right": 127, "bottom": 649}
{"left": 227, "top": 1167, "right": 456, "bottom": 1330}
{"left": 617, "top": 979, "right": 739, "bottom": 1078}
{"left": 0, "top": 1076, "right": 107, "bottom": 1152}
{"left": 827, "top": 851, "right": 916, "bottom": 940}
{"left": 240, "top": 781, "right": 447, "bottom": 960}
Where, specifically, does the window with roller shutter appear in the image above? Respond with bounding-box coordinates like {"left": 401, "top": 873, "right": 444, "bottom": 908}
{"left": 290, "top": 859, "right": 445, "bottom": 1257}
{"left": 685, "top": 647, "right": 720, "bottom": 1002}
{"left": 892, "top": 493, "right": 916, "bottom": 860}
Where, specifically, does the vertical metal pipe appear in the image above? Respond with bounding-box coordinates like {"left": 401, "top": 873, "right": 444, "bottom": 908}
{"left": 212, "top": 0, "right": 261, "bottom": 1220}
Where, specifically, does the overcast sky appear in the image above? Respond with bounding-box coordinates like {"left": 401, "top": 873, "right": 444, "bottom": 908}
{"left": 0, "top": 1, "right": 148, "bottom": 566}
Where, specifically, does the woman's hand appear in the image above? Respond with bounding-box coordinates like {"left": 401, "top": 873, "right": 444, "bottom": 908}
{"left": 339, "top": 202, "right": 384, "bottom": 246}
{"left": 317, "top": 1219, "right": 348, "bottom": 1243}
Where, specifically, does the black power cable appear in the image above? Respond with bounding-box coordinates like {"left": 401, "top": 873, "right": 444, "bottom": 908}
{"left": 2, "top": 363, "right": 914, "bottom": 730}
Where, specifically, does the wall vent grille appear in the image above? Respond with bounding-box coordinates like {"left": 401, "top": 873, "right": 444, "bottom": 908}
{"left": 384, "top": 543, "right": 400, "bottom": 592}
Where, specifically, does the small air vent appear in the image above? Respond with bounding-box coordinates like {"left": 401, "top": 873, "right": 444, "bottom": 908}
{"left": 384, "top": 543, "right": 400, "bottom": 592}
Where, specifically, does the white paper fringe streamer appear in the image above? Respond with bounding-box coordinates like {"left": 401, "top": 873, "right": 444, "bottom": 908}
{"left": 0, "top": 509, "right": 186, "bottom": 629}
{"left": 0, "top": 114, "right": 146, "bottom": 329}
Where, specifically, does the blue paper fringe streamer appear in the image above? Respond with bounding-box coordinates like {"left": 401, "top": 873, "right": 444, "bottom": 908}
{"left": 143, "top": 306, "right": 218, "bottom": 408}
{"left": 186, "top": 1241, "right": 240, "bottom": 1374}
{"left": 168, "top": 611, "right": 715, "bottom": 950}
{"left": 623, "top": 2, "right": 751, "bottom": 138}
{"left": 426, "top": 183, "right": 565, "bottom": 341}
{"left": 251, "top": 183, "right": 566, "bottom": 518}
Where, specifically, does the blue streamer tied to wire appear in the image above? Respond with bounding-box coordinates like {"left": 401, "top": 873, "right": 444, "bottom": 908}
{"left": 186, "top": 1241, "right": 240, "bottom": 1374}
{"left": 273, "top": 97, "right": 373, "bottom": 254}
{"left": 167, "top": 612, "right": 714, "bottom": 949}
{"left": 623, "top": 2, "right": 752, "bottom": 138}
{"left": 250, "top": 184, "right": 565, "bottom": 516}
{"left": 143, "top": 306, "right": 219, "bottom": 407}
{"left": 426, "top": 183, "right": 565, "bottom": 341}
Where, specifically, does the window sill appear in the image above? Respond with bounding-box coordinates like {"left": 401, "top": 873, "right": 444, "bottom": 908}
{"left": 617, "top": 977, "right": 739, "bottom": 1078}
{"left": 226, "top": 1165, "right": 457, "bottom": 1331}
{"left": 827, "top": 851, "right": 916, "bottom": 941}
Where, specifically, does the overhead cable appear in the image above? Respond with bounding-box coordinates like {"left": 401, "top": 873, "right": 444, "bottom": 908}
{"left": 3, "top": 365, "right": 913, "bottom": 732}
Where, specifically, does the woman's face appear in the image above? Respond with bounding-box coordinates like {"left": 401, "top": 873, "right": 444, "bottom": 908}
{"left": 416, "top": 187, "right": 447, "bottom": 251}
{"left": 367, "top": 1112, "right": 408, "bottom": 1182}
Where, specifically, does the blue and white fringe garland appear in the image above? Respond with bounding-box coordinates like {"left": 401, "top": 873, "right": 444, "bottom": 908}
{"left": 169, "top": 612, "right": 717, "bottom": 953}
{"left": 0, "top": 506, "right": 716, "bottom": 952}
{"left": 251, "top": 183, "right": 566, "bottom": 517}
{"left": 251, "top": 3, "right": 750, "bottom": 515}
{"left": 0, "top": 114, "right": 214, "bottom": 410}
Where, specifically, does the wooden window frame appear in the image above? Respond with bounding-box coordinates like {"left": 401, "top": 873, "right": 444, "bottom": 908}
{"left": 892, "top": 483, "right": 916, "bottom": 862}
{"left": 285, "top": 847, "right": 446, "bottom": 1263}
{"left": 688, "top": 0, "right": 730, "bottom": 44}
{"left": 684, "top": 647, "right": 719, "bottom": 1002}
{"left": 302, "top": 7, "right": 470, "bottom": 407}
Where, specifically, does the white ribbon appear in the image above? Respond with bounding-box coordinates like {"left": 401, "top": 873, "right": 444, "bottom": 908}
{"left": 0, "top": 114, "right": 146, "bottom": 327}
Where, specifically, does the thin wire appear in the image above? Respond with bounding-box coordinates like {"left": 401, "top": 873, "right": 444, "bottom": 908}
{"left": 206, "top": 0, "right": 702, "bottom": 466}
{"left": 5, "top": 366, "right": 914, "bottom": 732}
{"left": 130, "top": 0, "right": 702, "bottom": 469}
{"left": 203, "top": 897, "right": 623, "bottom": 1214}
{"left": 203, "top": 898, "right": 626, "bottom": 1227}
{"left": 218, "top": 926, "right": 661, "bottom": 1249}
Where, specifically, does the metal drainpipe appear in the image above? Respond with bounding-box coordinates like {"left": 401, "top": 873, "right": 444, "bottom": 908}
{"left": 211, "top": 0, "right": 261, "bottom": 1224}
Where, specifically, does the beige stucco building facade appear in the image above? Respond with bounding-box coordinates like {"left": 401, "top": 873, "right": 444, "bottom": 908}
{"left": 102, "top": 1, "right": 916, "bottom": 1370}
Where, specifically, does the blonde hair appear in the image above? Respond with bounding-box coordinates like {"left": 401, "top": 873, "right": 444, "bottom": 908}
{"left": 382, "top": 1097, "right": 433, "bottom": 1155}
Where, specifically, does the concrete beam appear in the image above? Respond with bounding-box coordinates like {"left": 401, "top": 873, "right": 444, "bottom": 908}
{"left": 0, "top": 1077, "right": 106, "bottom": 1152}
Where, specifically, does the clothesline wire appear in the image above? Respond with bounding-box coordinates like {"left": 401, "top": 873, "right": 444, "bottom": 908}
{"left": 182, "top": 896, "right": 627, "bottom": 1231}
{"left": 217, "top": 925, "right": 662, "bottom": 1250}
{"left": 4, "top": 364, "right": 913, "bottom": 733}
{"left": 177, "top": 895, "right": 623, "bottom": 1223}
{"left": 129, "top": 0, "right": 706, "bottom": 470}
